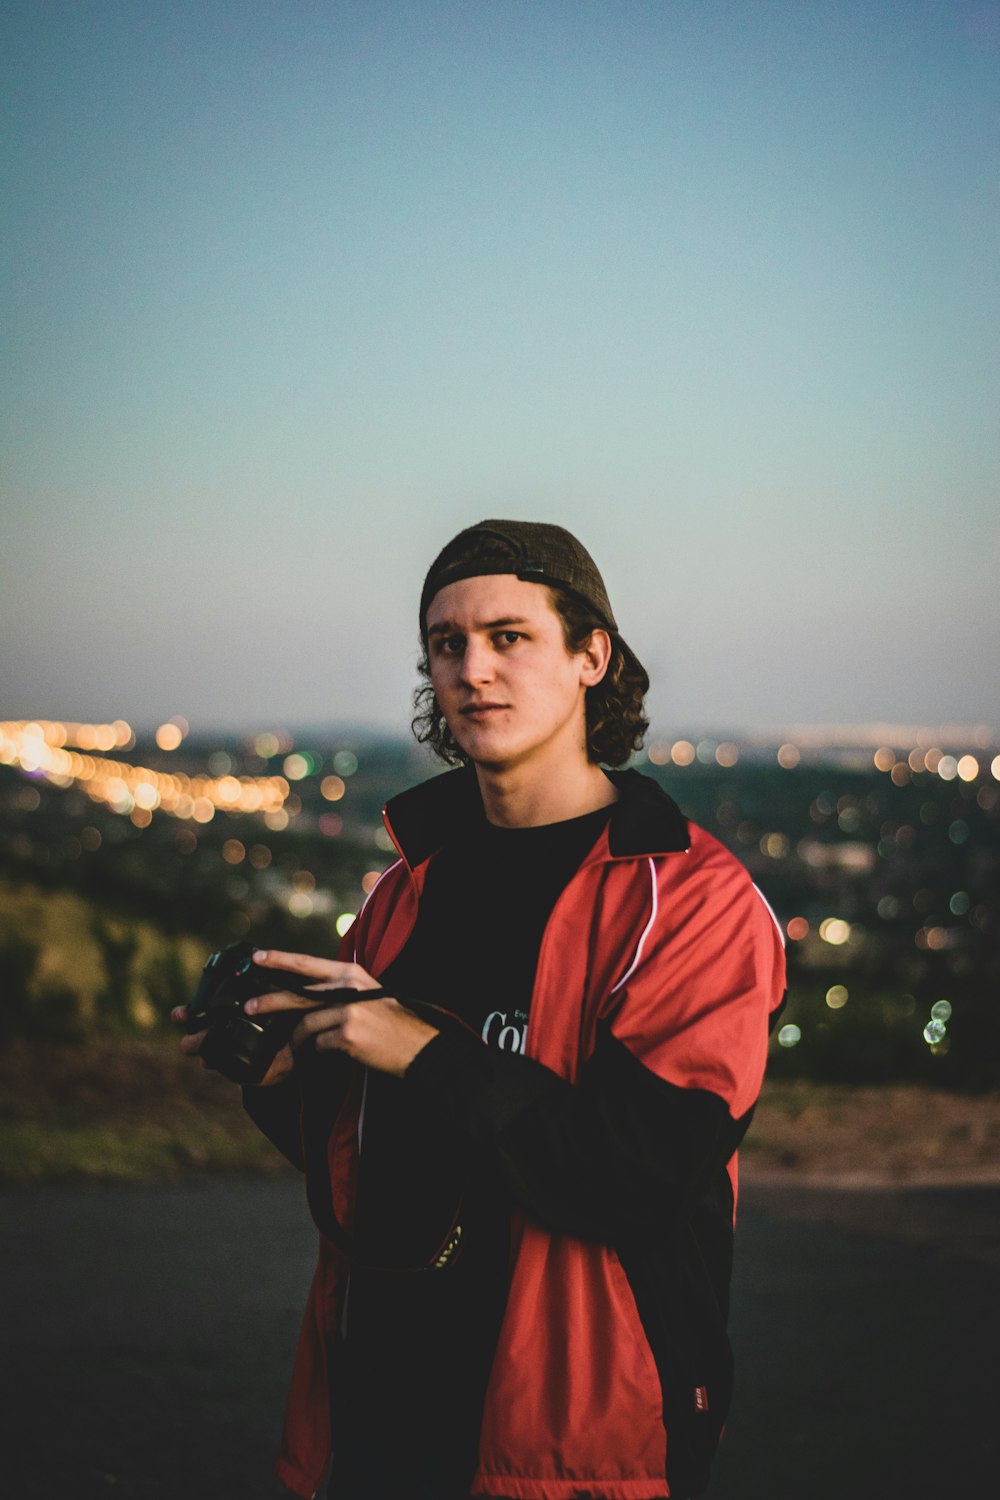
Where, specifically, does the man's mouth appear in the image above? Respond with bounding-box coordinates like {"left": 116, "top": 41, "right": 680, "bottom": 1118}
{"left": 460, "top": 703, "right": 509, "bottom": 717}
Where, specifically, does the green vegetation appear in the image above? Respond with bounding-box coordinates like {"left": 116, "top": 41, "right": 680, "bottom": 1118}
{"left": 0, "top": 878, "right": 207, "bottom": 1042}
{"left": 0, "top": 873, "right": 994, "bottom": 1187}
{"left": 3, "top": 1034, "right": 996, "bottom": 1186}
{"left": 0, "top": 1034, "right": 289, "bottom": 1184}
{"left": 0, "top": 742, "right": 997, "bottom": 1183}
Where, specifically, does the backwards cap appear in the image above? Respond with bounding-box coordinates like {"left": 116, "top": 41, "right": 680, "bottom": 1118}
{"left": 420, "top": 519, "right": 646, "bottom": 679}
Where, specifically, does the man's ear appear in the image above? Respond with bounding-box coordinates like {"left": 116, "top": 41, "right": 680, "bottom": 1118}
{"left": 579, "top": 629, "right": 612, "bottom": 688}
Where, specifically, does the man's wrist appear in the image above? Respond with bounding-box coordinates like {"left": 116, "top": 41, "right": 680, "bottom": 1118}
{"left": 405, "top": 1025, "right": 486, "bottom": 1088}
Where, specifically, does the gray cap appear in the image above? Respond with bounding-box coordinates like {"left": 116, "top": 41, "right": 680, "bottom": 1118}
{"left": 420, "top": 519, "right": 646, "bottom": 680}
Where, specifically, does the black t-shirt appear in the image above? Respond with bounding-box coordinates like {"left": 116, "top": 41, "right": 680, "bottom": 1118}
{"left": 392, "top": 797, "right": 616, "bottom": 1042}
{"left": 327, "top": 799, "right": 615, "bottom": 1500}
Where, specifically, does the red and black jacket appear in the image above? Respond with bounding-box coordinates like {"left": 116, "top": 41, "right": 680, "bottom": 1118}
{"left": 245, "top": 768, "right": 787, "bottom": 1499}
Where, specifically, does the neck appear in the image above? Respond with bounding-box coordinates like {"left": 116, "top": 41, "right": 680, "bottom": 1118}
{"left": 474, "top": 756, "right": 618, "bottom": 828}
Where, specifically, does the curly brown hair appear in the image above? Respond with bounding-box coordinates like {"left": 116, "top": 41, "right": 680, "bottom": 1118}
{"left": 412, "top": 581, "right": 649, "bottom": 769}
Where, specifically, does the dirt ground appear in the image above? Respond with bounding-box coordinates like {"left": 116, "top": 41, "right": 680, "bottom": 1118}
{"left": 2, "top": 1035, "right": 999, "bottom": 1188}
{"left": 742, "top": 1076, "right": 1000, "bottom": 1187}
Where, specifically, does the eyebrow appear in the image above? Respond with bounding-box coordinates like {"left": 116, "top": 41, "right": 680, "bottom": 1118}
{"left": 427, "top": 616, "right": 531, "bottom": 637}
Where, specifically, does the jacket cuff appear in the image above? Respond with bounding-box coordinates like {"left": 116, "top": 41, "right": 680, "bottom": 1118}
{"left": 405, "top": 1025, "right": 488, "bottom": 1091}
{"left": 241, "top": 1069, "right": 300, "bottom": 1112}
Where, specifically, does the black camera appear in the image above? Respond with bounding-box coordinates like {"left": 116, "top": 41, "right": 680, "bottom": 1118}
{"left": 186, "top": 941, "right": 324, "bottom": 1085}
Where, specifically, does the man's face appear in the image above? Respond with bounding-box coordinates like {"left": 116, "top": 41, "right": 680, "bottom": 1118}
{"left": 426, "top": 573, "right": 605, "bottom": 773}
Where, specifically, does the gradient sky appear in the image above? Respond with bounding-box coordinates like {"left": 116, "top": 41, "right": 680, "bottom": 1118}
{"left": 3, "top": 0, "right": 998, "bottom": 739}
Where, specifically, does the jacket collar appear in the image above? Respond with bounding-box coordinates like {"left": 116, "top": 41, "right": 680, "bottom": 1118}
{"left": 383, "top": 764, "right": 689, "bottom": 871}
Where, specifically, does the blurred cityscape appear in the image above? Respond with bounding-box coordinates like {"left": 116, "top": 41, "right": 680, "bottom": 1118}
{"left": 1, "top": 717, "right": 998, "bottom": 1091}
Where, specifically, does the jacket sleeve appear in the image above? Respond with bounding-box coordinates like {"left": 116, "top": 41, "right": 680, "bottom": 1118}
{"left": 240, "top": 924, "right": 365, "bottom": 1171}
{"left": 242, "top": 1075, "right": 306, "bottom": 1170}
{"left": 402, "top": 863, "right": 785, "bottom": 1244}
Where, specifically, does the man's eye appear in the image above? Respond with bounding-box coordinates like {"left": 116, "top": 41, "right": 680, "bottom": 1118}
{"left": 497, "top": 631, "right": 522, "bottom": 646}
{"left": 439, "top": 636, "right": 464, "bottom": 655}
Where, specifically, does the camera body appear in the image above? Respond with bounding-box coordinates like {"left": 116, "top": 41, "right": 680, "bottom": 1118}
{"left": 187, "top": 940, "right": 319, "bottom": 1085}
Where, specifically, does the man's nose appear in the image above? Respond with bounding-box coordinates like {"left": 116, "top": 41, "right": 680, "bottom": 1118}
{"left": 460, "top": 639, "right": 495, "bottom": 684}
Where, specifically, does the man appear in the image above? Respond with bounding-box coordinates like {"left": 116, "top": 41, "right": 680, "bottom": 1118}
{"left": 179, "top": 519, "right": 786, "bottom": 1500}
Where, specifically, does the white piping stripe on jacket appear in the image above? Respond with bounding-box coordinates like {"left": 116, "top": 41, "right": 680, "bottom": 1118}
{"left": 753, "top": 882, "right": 786, "bottom": 948}
{"left": 346, "top": 1069, "right": 373, "bottom": 1335}
{"left": 357, "top": 1069, "right": 369, "bottom": 1151}
{"left": 609, "top": 857, "right": 659, "bottom": 995}
{"left": 350, "top": 861, "right": 405, "bottom": 1151}
{"left": 343, "top": 852, "right": 403, "bottom": 1341}
{"left": 349, "top": 857, "right": 403, "bottom": 1152}
{"left": 349, "top": 856, "right": 405, "bottom": 961}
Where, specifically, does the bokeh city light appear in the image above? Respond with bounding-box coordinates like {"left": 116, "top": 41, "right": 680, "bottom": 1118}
{"left": 0, "top": 721, "right": 289, "bottom": 822}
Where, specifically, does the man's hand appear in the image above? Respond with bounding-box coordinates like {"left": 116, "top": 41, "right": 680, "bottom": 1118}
{"left": 171, "top": 1003, "right": 298, "bottom": 1088}
{"left": 236, "top": 949, "right": 438, "bottom": 1079}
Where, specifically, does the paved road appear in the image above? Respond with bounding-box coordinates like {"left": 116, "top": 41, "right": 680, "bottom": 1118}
{"left": 3, "top": 1174, "right": 997, "bottom": 1499}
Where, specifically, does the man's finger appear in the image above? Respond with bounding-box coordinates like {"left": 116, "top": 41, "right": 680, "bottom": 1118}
{"left": 292, "top": 1006, "right": 347, "bottom": 1047}
{"left": 246, "top": 990, "right": 329, "bottom": 1016}
{"left": 252, "top": 948, "right": 342, "bottom": 978}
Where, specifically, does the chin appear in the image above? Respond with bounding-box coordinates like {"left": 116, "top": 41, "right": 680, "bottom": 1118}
{"left": 452, "top": 723, "right": 519, "bottom": 767}
{"left": 457, "top": 730, "right": 513, "bottom": 763}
